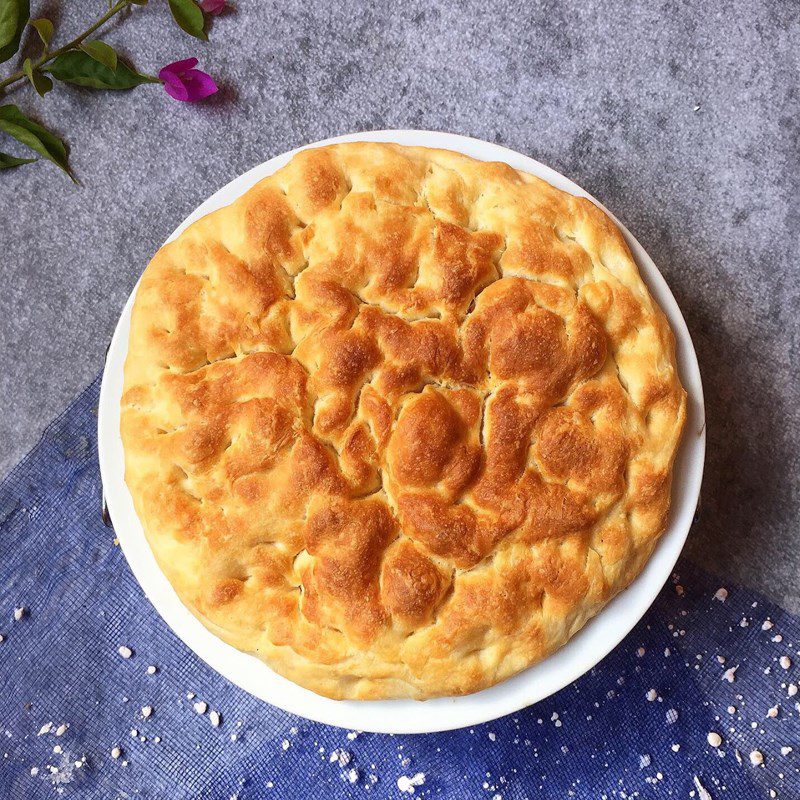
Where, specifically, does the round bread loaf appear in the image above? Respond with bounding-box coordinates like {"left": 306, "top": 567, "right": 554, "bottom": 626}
{"left": 121, "top": 143, "right": 686, "bottom": 699}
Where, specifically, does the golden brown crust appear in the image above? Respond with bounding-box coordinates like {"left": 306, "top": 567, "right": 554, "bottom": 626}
{"left": 121, "top": 143, "right": 686, "bottom": 699}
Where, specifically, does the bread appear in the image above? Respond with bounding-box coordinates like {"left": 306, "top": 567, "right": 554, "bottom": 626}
{"left": 121, "top": 142, "right": 686, "bottom": 699}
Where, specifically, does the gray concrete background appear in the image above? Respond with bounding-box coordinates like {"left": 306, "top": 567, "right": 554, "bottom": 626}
{"left": 1, "top": 1, "right": 798, "bottom": 609}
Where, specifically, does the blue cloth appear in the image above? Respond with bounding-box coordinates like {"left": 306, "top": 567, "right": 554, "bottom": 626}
{"left": 0, "top": 377, "right": 798, "bottom": 800}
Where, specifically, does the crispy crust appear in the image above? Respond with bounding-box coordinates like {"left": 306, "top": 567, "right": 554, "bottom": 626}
{"left": 121, "top": 143, "right": 686, "bottom": 699}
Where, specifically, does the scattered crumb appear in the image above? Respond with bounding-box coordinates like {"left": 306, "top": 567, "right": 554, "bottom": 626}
{"left": 714, "top": 588, "right": 728, "bottom": 602}
{"left": 146, "top": 665, "right": 157, "bottom": 675}
{"left": 646, "top": 689, "right": 658, "bottom": 702}
{"left": 671, "top": 743, "right": 680, "bottom": 752}
{"left": 209, "top": 711, "right": 220, "bottom": 728}
{"left": 193, "top": 701, "right": 207, "bottom": 715}
{"left": 54, "top": 724, "right": 67, "bottom": 737}
{"left": 762, "top": 620, "right": 773, "bottom": 630}
{"left": 722, "top": 666, "right": 738, "bottom": 683}
{"left": 779, "top": 656, "right": 791, "bottom": 670}
{"left": 37, "top": 723, "right": 52, "bottom": 736}
{"left": 141, "top": 706, "right": 152, "bottom": 719}
{"left": 707, "top": 731, "right": 722, "bottom": 748}
{"left": 117, "top": 646, "right": 132, "bottom": 659}
{"left": 780, "top": 746, "right": 793, "bottom": 756}
{"left": 330, "top": 749, "right": 351, "bottom": 767}
{"left": 767, "top": 706, "right": 779, "bottom": 718}
{"left": 750, "top": 750, "right": 764, "bottom": 766}
{"left": 13, "top": 607, "right": 25, "bottom": 621}
{"left": 397, "top": 773, "right": 426, "bottom": 793}
{"left": 693, "top": 776, "right": 713, "bottom": 800}
{"left": 281, "top": 739, "right": 290, "bottom": 751}
{"left": 111, "top": 747, "right": 121, "bottom": 759}
{"left": 788, "top": 684, "right": 798, "bottom": 697}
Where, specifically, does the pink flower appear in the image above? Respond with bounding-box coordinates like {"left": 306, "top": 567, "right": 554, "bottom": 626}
{"left": 159, "top": 58, "right": 218, "bottom": 102}
{"left": 200, "top": 0, "right": 225, "bottom": 13}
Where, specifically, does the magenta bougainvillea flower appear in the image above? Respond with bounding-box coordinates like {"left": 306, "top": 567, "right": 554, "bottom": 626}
{"left": 200, "top": 0, "right": 226, "bottom": 14}
{"left": 159, "top": 58, "right": 218, "bottom": 102}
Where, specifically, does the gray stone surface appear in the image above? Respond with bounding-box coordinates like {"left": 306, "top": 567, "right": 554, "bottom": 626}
{"left": 1, "top": 1, "right": 798, "bottom": 609}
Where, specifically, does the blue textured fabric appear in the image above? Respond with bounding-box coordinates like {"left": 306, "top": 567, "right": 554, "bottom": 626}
{"left": 0, "top": 378, "right": 798, "bottom": 800}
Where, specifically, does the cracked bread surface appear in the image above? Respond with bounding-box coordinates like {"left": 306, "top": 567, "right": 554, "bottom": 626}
{"left": 121, "top": 142, "right": 686, "bottom": 699}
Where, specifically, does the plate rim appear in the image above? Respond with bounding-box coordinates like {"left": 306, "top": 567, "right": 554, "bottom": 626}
{"left": 98, "top": 129, "right": 706, "bottom": 734}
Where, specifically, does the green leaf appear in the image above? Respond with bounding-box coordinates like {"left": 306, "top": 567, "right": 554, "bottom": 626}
{"left": 80, "top": 40, "right": 117, "bottom": 71}
{"left": 0, "top": 150, "right": 35, "bottom": 169}
{"left": 30, "top": 17, "right": 53, "bottom": 48}
{"left": 23, "top": 57, "right": 53, "bottom": 97}
{"left": 47, "top": 50, "right": 155, "bottom": 90}
{"left": 168, "top": 0, "right": 207, "bottom": 41}
{"left": 0, "top": 0, "right": 30, "bottom": 64}
{"left": 0, "top": 104, "right": 71, "bottom": 177}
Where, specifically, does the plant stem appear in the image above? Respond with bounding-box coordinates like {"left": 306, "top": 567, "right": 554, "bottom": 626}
{"left": 0, "top": 0, "right": 134, "bottom": 93}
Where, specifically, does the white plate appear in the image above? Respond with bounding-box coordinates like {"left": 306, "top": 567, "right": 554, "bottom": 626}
{"left": 98, "top": 130, "right": 705, "bottom": 734}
